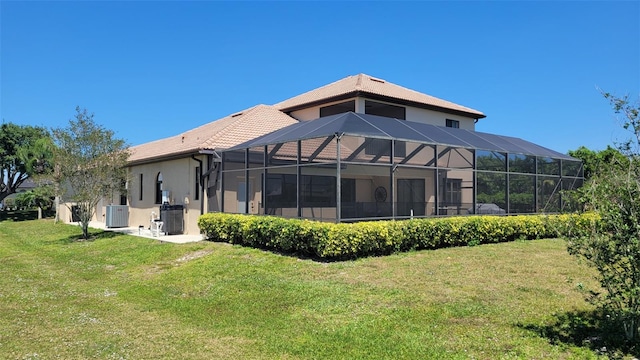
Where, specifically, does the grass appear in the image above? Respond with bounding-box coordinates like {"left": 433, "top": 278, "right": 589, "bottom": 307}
{"left": 0, "top": 219, "right": 634, "bottom": 359}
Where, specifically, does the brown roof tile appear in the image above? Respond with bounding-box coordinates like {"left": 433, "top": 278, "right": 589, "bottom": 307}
{"left": 274, "top": 73, "right": 485, "bottom": 118}
{"left": 128, "top": 105, "right": 298, "bottom": 164}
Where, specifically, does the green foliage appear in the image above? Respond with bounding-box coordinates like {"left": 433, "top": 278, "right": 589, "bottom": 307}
{"left": 566, "top": 91, "right": 640, "bottom": 342}
{"left": 14, "top": 186, "right": 55, "bottom": 210}
{"left": 568, "top": 145, "right": 628, "bottom": 180}
{"left": 567, "top": 161, "right": 640, "bottom": 341}
{"left": 602, "top": 91, "right": 640, "bottom": 156}
{"left": 0, "top": 122, "right": 52, "bottom": 202}
{"left": 52, "top": 107, "right": 130, "bottom": 239}
{"left": 199, "top": 212, "right": 599, "bottom": 260}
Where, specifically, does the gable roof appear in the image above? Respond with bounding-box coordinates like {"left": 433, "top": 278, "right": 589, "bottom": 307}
{"left": 274, "top": 73, "right": 486, "bottom": 119}
{"left": 128, "top": 104, "right": 299, "bottom": 165}
{"left": 230, "top": 112, "right": 576, "bottom": 161}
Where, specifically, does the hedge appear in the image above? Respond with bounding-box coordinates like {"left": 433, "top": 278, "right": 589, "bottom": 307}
{"left": 197, "top": 212, "right": 599, "bottom": 260}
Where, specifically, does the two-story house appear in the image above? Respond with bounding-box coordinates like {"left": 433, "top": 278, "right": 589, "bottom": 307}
{"left": 64, "top": 74, "right": 582, "bottom": 235}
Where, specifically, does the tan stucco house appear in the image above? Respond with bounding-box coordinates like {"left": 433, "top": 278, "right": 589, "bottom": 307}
{"left": 62, "top": 74, "right": 583, "bottom": 235}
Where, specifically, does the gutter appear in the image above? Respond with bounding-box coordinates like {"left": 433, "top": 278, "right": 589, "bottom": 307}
{"left": 128, "top": 148, "right": 216, "bottom": 167}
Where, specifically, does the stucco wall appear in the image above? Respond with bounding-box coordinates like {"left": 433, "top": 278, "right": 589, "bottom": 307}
{"left": 128, "top": 155, "right": 207, "bottom": 235}
{"left": 405, "top": 107, "right": 475, "bottom": 130}
{"left": 288, "top": 96, "right": 476, "bottom": 130}
{"left": 58, "top": 190, "right": 122, "bottom": 224}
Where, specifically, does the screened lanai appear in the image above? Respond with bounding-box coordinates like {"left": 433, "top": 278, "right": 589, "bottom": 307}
{"left": 220, "top": 112, "right": 584, "bottom": 222}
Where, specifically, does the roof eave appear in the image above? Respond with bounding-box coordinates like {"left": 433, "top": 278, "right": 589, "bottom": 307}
{"left": 127, "top": 148, "right": 215, "bottom": 166}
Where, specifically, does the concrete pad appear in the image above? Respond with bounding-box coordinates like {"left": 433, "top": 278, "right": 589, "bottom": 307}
{"left": 88, "top": 221, "right": 203, "bottom": 244}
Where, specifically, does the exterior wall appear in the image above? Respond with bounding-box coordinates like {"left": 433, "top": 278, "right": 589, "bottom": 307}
{"left": 57, "top": 182, "right": 122, "bottom": 224}
{"left": 288, "top": 96, "right": 476, "bottom": 130}
{"left": 128, "top": 155, "right": 207, "bottom": 235}
{"left": 405, "top": 107, "right": 475, "bottom": 130}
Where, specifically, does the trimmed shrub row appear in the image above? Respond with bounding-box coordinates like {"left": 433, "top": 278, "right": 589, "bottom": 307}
{"left": 197, "top": 212, "right": 599, "bottom": 260}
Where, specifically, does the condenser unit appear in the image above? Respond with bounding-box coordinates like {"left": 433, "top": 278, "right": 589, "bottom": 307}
{"left": 105, "top": 205, "right": 129, "bottom": 228}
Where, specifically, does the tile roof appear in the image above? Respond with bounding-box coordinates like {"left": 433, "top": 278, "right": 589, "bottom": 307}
{"left": 128, "top": 105, "right": 299, "bottom": 164}
{"left": 274, "top": 73, "right": 485, "bottom": 119}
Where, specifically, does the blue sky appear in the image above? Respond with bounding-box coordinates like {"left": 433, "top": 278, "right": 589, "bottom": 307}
{"left": 1, "top": 1, "right": 639, "bottom": 154}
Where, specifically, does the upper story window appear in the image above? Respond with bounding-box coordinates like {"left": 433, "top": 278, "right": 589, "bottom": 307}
{"left": 446, "top": 119, "right": 460, "bottom": 128}
{"left": 365, "top": 100, "right": 406, "bottom": 120}
{"left": 320, "top": 100, "right": 355, "bottom": 117}
{"left": 364, "top": 139, "right": 406, "bottom": 158}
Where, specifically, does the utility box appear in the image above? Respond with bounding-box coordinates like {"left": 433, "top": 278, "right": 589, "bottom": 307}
{"left": 106, "top": 205, "right": 129, "bottom": 228}
{"left": 160, "top": 204, "right": 184, "bottom": 235}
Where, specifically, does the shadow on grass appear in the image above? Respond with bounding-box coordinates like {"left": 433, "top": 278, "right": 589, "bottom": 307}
{"left": 57, "top": 229, "right": 123, "bottom": 244}
{"left": 519, "top": 309, "right": 639, "bottom": 358}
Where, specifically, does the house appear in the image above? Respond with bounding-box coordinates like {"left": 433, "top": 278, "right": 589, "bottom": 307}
{"left": 1, "top": 178, "right": 37, "bottom": 210}
{"left": 64, "top": 74, "right": 583, "bottom": 234}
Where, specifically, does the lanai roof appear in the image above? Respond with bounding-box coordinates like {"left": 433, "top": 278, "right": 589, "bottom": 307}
{"left": 229, "top": 112, "right": 576, "bottom": 161}
{"left": 275, "top": 73, "right": 486, "bottom": 120}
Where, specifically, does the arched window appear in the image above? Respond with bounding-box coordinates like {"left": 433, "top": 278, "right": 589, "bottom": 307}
{"left": 155, "top": 173, "right": 163, "bottom": 204}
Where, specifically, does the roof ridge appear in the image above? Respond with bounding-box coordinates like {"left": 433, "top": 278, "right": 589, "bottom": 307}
{"left": 274, "top": 74, "right": 358, "bottom": 108}
{"left": 355, "top": 73, "right": 364, "bottom": 90}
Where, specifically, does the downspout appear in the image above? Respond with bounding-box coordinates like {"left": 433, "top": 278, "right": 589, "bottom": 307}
{"left": 191, "top": 155, "right": 204, "bottom": 215}
{"left": 194, "top": 150, "right": 221, "bottom": 213}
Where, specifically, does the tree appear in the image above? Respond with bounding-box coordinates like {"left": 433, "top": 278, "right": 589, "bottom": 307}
{"left": 568, "top": 145, "right": 629, "bottom": 180}
{"left": 52, "top": 107, "right": 129, "bottom": 239}
{"left": 14, "top": 185, "right": 55, "bottom": 217}
{"left": 0, "top": 123, "right": 52, "bottom": 203}
{"left": 566, "top": 92, "right": 640, "bottom": 342}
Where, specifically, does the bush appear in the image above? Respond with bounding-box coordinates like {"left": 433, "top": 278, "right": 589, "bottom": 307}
{"left": 198, "top": 213, "right": 599, "bottom": 260}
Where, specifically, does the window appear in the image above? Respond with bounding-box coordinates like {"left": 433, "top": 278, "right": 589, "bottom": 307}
{"left": 155, "top": 173, "right": 163, "bottom": 204}
{"left": 139, "top": 174, "right": 143, "bottom": 201}
{"left": 265, "top": 174, "right": 297, "bottom": 208}
{"left": 441, "top": 178, "right": 462, "bottom": 206}
{"left": 320, "top": 100, "right": 355, "bottom": 117}
{"left": 446, "top": 119, "right": 460, "bottom": 128}
{"left": 364, "top": 139, "right": 406, "bottom": 158}
{"left": 120, "top": 180, "right": 127, "bottom": 205}
{"left": 365, "top": 100, "right": 406, "bottom": 119}
{"left": 265, "top": 174, "right": 339, "bottom": 208}
{"left": 365, "top": 138, "right": 391, "bottom": 157}
{"left": 301, "top": 175, "right": 336, "bottom": 207}
{"left": 194, "top": 167, "right": 200, "bottom": 200}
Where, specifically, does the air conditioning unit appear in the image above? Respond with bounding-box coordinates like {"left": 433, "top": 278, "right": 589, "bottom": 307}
{"left": 106, "top": 205, "right": 129, "bottom": 228}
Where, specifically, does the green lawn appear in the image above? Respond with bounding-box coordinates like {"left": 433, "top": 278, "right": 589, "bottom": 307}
{"left": 0, "top": 219, "right": 627, "bottom": 359}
